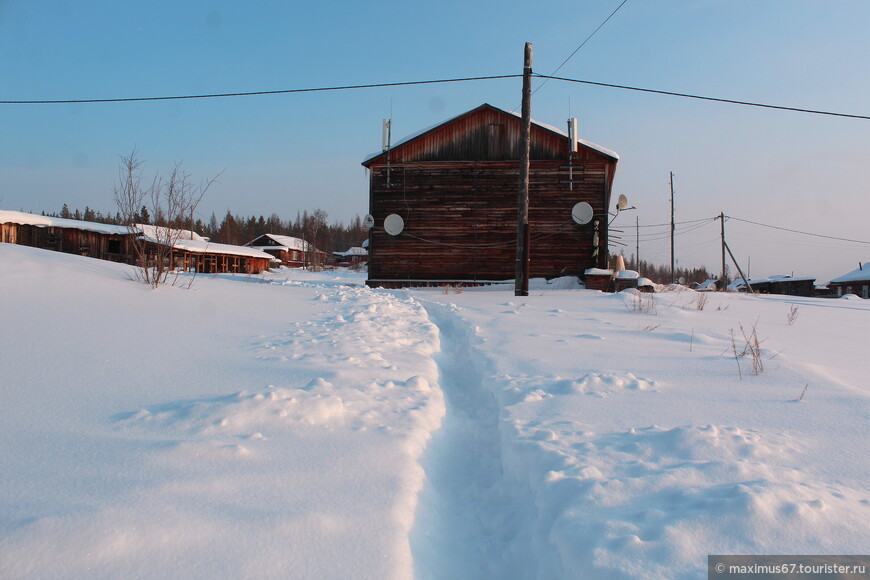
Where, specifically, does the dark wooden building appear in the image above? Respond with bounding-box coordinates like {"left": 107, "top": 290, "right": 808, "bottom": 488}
{"left": 361, "top": 104, "right": 619, "bottom": 288}
{"left": 729, "top": 274, "right": 816, "bottom": 297}
{"left": 0, "top": 210, "right": 135, "bottom": 262}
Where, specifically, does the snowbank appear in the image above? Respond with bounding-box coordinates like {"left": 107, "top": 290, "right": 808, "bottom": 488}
{"left": 2, "top": 244, "right": 869, "bottom": 579}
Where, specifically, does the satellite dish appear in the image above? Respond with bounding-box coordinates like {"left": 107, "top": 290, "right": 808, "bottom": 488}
{"left": 571, "top": 202, "right": 594, "bottom": 225}
{"left": 616, "top": 194, "right": 629, "bottom": 211}
{"left": 678, "top": 276, "right": 686, "bottom": 285}
{"left": 383, "top": 213, "right": 404, "bottom": 236}
{"left": 363, "top": 214, "right": 375, "bottom": 229}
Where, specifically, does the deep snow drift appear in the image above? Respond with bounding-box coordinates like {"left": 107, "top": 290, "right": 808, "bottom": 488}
{"left": 1, "top": 244, "right": 868, "bottom": 579}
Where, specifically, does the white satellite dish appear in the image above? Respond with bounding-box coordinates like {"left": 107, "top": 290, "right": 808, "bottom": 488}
{"left": 383, "top": 213, "right": 405, "bottom": 236}
{"left": 363, "top": 214, "right": 375, "bottom": 229}
{"left": 571, "top": 202, "right": 594, "bottom": 225}
{"left": 616, "top": 194, "right": 629, "bottom": 211}
{"left": 678, "top": 276, "right": 686, "bottom": 285}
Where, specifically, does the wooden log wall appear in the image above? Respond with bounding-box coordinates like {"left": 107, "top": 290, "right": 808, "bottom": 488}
{"left": 1, "top": 223, "right": 133, "bottom": 263}
{"left": 367, "top": 159, "right": 611, "bottom": 283}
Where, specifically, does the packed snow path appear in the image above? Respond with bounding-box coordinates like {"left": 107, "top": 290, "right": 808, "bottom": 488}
{"left": 411, "top": 302, "right": 534, "bottom": 580}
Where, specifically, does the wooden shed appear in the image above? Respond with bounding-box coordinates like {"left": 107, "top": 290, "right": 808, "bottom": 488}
{"left": 361, "top": 104, "right": 619, "bottom": 288}
{"left": 0, "top": 210, "right": 135, "bottom": 262}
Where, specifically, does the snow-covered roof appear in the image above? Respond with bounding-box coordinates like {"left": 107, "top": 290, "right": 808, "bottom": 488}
{"left": 363, "top": 103, "right": 619, "bottom": 164}
{"left": 829, "top": 263, "right": 870, "bottom": 284}
{"left": 585, "top": 268, "right": 614, "bottom": 276}
{"left": 137, "top": 224, "right": 208, "bottom": 243}
{"left": 0, "top": 210, "right": 134, "bottom": 236}
{"left": 333, "top": 247, "right": 368, "bottom": 257}
{"left": 728, "top": 274, "right": 815, "bottom": 290}
{"left": 245, "top": 233, "right": 323, "bottom": 254}
{"left": 616, "top": 269, "right": 639, "bottom": 280}
{"left": 138, "top": 224, "right": 272, "bottom": 260}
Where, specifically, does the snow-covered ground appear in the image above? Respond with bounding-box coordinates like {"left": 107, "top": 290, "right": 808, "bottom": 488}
{"left": 2, "top": 244, "right": 868, "bottom": 579}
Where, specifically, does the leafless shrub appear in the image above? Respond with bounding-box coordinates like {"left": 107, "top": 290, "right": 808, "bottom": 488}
{"left": 787, "top": 304, "right": 799, "bottom": 326}
{"left": 695, "top": 292, "right": 709, "bottom": 310}
{"left": 639, "top": 324, "right": 661, "bottom": 332}
{"left": 114, "top": 150, "right": 219, "bottom": 288}
{"left": 623, "top": 290, "right": 657, "bottom": 314}
{"left": 729, "top": 328, "right": 743, "bottom": 381}
{"left": 442, "top": 284, "right": 465, "bottom": 295}
{"left": 738, "top": 321, "right": 765, "bottom": 375}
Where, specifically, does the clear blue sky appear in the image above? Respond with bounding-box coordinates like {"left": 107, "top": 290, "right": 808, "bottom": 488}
{"left": 2, "top": 0, "right": 869, "bottom": 282}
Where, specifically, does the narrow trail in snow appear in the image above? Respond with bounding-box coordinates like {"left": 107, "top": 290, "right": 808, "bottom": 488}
{"left": 411, "top": 302, "right": 533, "bottom": 580}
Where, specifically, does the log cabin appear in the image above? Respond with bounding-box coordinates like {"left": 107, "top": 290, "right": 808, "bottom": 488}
{"left": 361, "top": 103, "right": 619, "bottom": 288}
{"left": 0, "top": 210, "right": 135, "bottom": 262}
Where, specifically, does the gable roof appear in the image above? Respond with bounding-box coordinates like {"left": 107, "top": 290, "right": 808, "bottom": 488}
{"left": 362, "top": 103, "right": 618, "bottom": 166}
{"left": 830, "top": 263, "right": 870, "bottom": 284}
{"left": 244, "top": 233, "right": 324, "bottom": 254}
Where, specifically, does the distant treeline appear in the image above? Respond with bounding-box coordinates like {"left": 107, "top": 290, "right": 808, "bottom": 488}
{"left": 44, "top": 204, "right": 368, "bottom": 254}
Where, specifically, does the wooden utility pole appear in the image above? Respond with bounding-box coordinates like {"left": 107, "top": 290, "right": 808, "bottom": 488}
{"left": 515, "top": 42, "right": 533, "bottom": 296}
{"left": 636, "top": 215, "right": 640, "bottom": 268}
{"left": 669, "top": 171, "right": 675, "bottom": 283}
{"left": 720, "top": 212, "right": 726, "bottom": 289}
{"left": 724, "top": 240, "right": 752, "bottom": 292}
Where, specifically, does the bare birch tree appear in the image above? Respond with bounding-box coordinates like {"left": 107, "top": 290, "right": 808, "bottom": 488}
{"left": 114, "top": 150, "right": 219, "bottom": 287}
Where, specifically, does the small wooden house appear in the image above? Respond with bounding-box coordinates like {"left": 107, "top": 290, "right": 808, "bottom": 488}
{"left": 829, "top": 263, "right": 870, "bottom": 298}
{"left": 244, "top": 234, "right": 327, "bottom": 268}
{"left": 0, "top": 210, "right": 135, "bottom": 262}
{"left": 361, "top": 103, "right": 619, "bottom": 288}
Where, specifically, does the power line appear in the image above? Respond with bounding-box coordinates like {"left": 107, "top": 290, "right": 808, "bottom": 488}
{"left": 0, "top": 74, "right": 522, "bottom": 105}
{"left": 627, "top": 216, "right": 718, "bottom": 229}
{"left": 726, "top": 215, "right": 870, "bottom": 245}
{"left": 532, "top": 0, "right": 630, "bottom": 96}
{"left": 536, "top": 74, "right": 870, "bottom": 120}
{"left": 4, "top": 71, "right": 869, "bottom": 122}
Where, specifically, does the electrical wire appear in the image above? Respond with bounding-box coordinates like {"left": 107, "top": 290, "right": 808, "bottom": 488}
{"left": 536, "top": 74, "right": 870, "bottom": 120}
{"left": 400, "top": 220, "right": 586, "bottom": 250}
{"left": 531, "top": 0, "right": 630, "bottom": 97}
{"left": 726, "top": 215, "right": 870, "bottom": 245}
{"left": 0, "top": 74, "right": 522, "bottom": 105}
{"left": 615, "top": 216, "right": 718, "bottom": 228}
{"left": 4, "top": 71, "right": 868, "bottom": 122}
